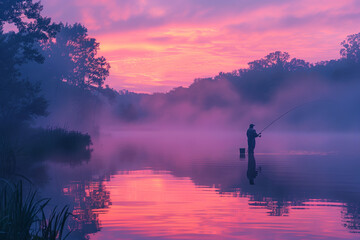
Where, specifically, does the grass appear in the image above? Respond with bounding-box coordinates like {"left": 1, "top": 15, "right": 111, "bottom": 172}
{"left": 25, "top": 128, "right": 92, "bottom": 160}
{"left": 0, "top": 127, "right": 90, "bottom": 238}
{"left": 26, "top": 127, "right": 92, "bottom": 165}
{"left": 0, "top": 180, "right": 72, "bottom": 240}
{"left": 0, "top": 127, "right": 92, "bottom": 177}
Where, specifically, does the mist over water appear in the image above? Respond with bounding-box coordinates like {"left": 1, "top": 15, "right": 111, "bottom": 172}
{"left": 36, "top": 129, "right": 360, "bottom": 240}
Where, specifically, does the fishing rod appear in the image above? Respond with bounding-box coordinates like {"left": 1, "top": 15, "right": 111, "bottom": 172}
{"left": 258, "top": 100, "right": 316, "bottom": 134}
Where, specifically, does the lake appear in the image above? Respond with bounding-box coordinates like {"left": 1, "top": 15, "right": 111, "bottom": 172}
{"left": 38, "top": 130, "right": 360, "bottom": 239}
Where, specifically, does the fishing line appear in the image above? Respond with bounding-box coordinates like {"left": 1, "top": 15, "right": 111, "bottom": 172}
{"left": 259, "top": 99, "right": 318, "bottom": 134}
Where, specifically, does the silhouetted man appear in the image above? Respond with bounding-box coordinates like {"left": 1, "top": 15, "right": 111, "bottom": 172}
{"left": 247, "top": 123, "right": 260, "bottom": 153}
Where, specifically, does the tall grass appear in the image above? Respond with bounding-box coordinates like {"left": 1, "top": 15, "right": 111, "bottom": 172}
{"left": 0, "top": 180, "right": 71, "bottom": 240}
{"left": 26, "top": 127, "right": 92, "bottom": 165}
{"left": 1, "top": 127, "right": 92, "bottom": 177}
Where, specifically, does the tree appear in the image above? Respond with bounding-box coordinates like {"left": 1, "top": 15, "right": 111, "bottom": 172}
{"left": 287, "top": 58, "right": 310, "bottom": 71}
{"left": 0, "top": 0, "right": 59, "bottom": 65}
{"left": 248, "top": 51, "right": 290, "bottom": 70}
{"left": 248, "top": 51, "right": 309, "bottom": 72}
{"left": 0, "top": 78, "right": 47, "bottom": 129}
{"left": 0, "top": 0, "right": 58, "bottom": 129}
{"left": 42, "top": 23, "right": 110, "bottom": 88}
{"left": 340, "top": 32, "right": 360, "bottom": 63}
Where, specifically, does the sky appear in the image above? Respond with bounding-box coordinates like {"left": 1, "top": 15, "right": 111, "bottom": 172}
{"left": 41, "top": 0, "right": 360, "bottom": 93}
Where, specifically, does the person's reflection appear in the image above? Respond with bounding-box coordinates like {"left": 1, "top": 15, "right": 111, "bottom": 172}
{"left": 247, "top": 153, "right": 258, "bottom": 185}
{"left": 342, "top": 202, "right": 360, "bottom": 232}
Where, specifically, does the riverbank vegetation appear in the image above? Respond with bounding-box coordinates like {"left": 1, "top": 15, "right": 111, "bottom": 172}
{"left": 0, "top": 180, "right": 71, "bottom": 240}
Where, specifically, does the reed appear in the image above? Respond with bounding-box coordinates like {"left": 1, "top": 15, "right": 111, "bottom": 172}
{"left": 26, "top": 127, "right": 92, "bottom": 164}
{"left": 0, "top": 180, "right": 71, "bottom": 240}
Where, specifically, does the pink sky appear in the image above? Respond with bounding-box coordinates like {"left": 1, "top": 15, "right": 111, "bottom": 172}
{"left": 42, "top": 0, "right": 360, "bottom": 93}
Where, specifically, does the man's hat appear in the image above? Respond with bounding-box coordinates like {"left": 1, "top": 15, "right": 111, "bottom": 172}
{"left": 249, "top": 123, "right": 255, "bottom": 127}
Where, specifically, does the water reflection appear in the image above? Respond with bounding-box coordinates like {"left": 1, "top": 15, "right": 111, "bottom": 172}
{"left": 63, "top": 169, "right": 359, "bottom": 240}
{"left": 63, "top": 176, "right": 111, "bottom": 239}
{"left": 248, "top": 199, "right": 292, "bottom": 216}
{"left": 343, "top": 203, "right": 360, "bottom": 233}
{"left": 42, "top": 132, "right": 360, "bottom": 239}
{"left": 247, "top": 153, "right": 257, "bottom": 185}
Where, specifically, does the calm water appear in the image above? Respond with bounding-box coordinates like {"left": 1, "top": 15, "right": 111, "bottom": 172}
{"left": 39, "top": 130, "right": 360, "bottom": 240}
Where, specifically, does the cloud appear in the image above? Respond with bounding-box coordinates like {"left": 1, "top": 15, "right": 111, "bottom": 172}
{"left": 41, "top": 0, "right": 360, "bottom": 92}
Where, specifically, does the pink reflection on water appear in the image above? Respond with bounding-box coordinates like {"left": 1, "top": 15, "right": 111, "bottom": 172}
{"left": 84, "top": 169, "right": 355, "bottom": 240}
{"left": 55, "top": 131, "right": 360, "bottom": 239}
{"left": 63, "top": 180, "right": 112, "bottom": 237}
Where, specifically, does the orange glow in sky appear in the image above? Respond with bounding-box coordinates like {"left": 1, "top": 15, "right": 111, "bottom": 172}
{"left": 42, "top": 0, "right": 360, "bottom": 93}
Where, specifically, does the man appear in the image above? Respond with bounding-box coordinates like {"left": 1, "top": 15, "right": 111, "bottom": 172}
{"left": 246, "top": 123, "right": 261, "bottom": 153}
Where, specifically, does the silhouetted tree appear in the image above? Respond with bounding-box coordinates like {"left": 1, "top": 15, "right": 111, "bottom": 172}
{"left": 0, "top": 0, "right": 58, "bottom": 130}
{"left": 287, "top": 58, "right": 310, "bottom": 71}
{"left": 248, "top": 51, "right": 290, "bottom": 70}
{"left": 41, "top": 23, "right": 110, "bottom": 88}
{"left": 340, "top": 32, "right": 360, "bottom": 63}
{"left": 0, "top": 0, "right": 59, "bottom": 65}
{"left": 0, "top": 78, "right": 47, "bottom": 129}
{"left": 248, "top": 51, "right": 310, "bottom": 72}
{"left": 0, "top": 0, "right": 59, "bottom": 175}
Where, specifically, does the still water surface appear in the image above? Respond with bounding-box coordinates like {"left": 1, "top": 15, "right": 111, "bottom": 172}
{"left": 41, "top": 131, "right": 360, "bottom": 239}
